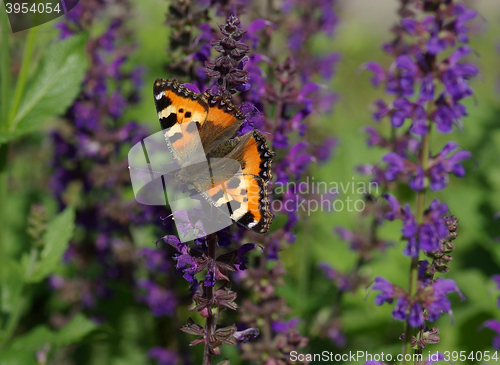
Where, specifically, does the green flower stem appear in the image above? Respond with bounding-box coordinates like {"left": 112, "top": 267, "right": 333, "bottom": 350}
{"left": 0, "top": 143, "right": 7, "bottom": 248}
{"left": 1, "top": 2, "right": 10, "bottom": 129}
{"left": 203, "top": 232, "right": 217, "bottom": 365}
{"left": 0, "top": 0, "right": 12, "bottom": 305}
{"left": 1, "top": 287, "right": 26, "bottom": 345}
{"left": 402, "top": 125, "right": 432, "bottom": 364}
{"left": 0, "top": 18, "right": 37, "bottom": 344}
{"left": 7, "top": 26, "right": 37, "bottom": 130}
{"left": 1, "top": 247, "right": 37, "bottom": 345}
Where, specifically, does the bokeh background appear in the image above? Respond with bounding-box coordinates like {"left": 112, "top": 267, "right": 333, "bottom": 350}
{"left": 2, "top": 0, "right": 500, "bottom": 364}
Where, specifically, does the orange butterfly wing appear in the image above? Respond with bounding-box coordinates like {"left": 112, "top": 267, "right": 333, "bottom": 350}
{"left": 202, "top": 131, "right": 274, "bottom": 233}
{"left": 154, "top": 79, "right": 208, "bottom": 164}
{"left": 153, "top": 78, "right": 275, "bottom": 233}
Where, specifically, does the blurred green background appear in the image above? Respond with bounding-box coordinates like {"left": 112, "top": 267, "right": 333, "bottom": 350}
{"left": 3, "top": 0, "right": 500, "bottom": 363}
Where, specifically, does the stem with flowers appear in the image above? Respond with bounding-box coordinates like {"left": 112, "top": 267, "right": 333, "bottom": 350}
{"left": 159, "top": 13, "right": 264, "bottom": 364}
{"left": 225, "top": 0, "right": 341, "bottom": 361}
{"left": 361, "top": 1, "right": 478, "bottom": 363}
{"left": 203, "top": 233, "right": 216, "bottom": 365}
{"left": 0, "top": 4, "right": 10, "bottom": 266}
{"left": 161, "top": 0, "right": 339, "bottom": 362}
{"left": 403, "top": 116, "right": 431, "bottom": 359}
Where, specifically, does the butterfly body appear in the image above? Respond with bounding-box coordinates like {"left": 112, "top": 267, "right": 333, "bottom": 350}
{"left": 153, "top": 78, "right": 274, "bottom": 234}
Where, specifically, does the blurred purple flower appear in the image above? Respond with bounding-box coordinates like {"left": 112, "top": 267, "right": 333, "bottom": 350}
{"left": 271, "top": 318, "right": 300, "bottom": 333}
{"left": 148, "top": 347, "right": 179, "bottom": 365}
{"left": 138, "top": 280, "right": 177, "bottom": 317}
{"left": 373, "top": 277, "right": 396, "bottom": 305}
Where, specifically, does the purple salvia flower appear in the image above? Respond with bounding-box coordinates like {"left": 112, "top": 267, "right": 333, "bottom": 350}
{"left": 383, "top": 194, "right": 401, "bottom": 221}
{"left": 481, "top": 320, "right": 500, "bottom": 349}
{"left": 382, "top": 153, "right": 406, "bottom": 181}
{"left": 50, "top": 1, "right": 176, "bottom": 336}
{"left": 428, "top": 142, "right": 471, "bottom": 191}
{"left": 373, "top": 277, "right": 396, "bottom": 305}
{"left": 362, "top": 62, "right": 386, "bottom": 87}
{"left": 204, "top": 15, "right": 250, "bottom": 98}
{"left": 271, "top": 318, "right": 300, "bottom": 333}
{"left": 358, "top": 0, "right": 478, "bottom": 356}
{"left": 401, "top": 204, "right": 418, "bottom": 239}
{"left": 425, "top": 279, "right": 463, "bottom": 322}
{"left": 392, "top": 296, "right": 409, "bottom": 321}
{"left": 409, "top": 166, "right": 425, "bottom": 191}
{"left": 409, "top": 302, "right": 425, "bottom": 327}
{"left": 137, "top": 280, "right": 177, "bottom": 317}
{"left": 148, "top": 347, "right": 179, "bottom": 365}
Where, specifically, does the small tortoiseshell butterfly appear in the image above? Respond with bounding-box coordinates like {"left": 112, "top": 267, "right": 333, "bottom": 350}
{"left": 153, "top": 78, "right": 275, "bottom": 234}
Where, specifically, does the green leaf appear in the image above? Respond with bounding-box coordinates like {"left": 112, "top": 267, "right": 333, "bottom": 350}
{"left": 1, "top": 34, "right": 87, "bottom": 143}
{"left": 9, "top": 313, "right": 98, "bottom": 351}
{"left": 54, "top": 313, "right": 99, "bottom": 346}
{"left": 0, "top": 259, "right": 24, "bottom": 314}
{"left": 26, "top": 206, "right": 75, "bottom": 283}
{"left": 8, "top": 326, "right": 55, "bottom": 351}
{"left": 0, "top": 349, "right": 38, "bottom": 365}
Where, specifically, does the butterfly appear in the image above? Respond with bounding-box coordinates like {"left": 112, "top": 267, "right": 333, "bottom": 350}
{"left": 153, "top": 78, "right": 275, "bottom": 234}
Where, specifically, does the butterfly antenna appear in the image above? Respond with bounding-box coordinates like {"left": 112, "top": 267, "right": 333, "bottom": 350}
{"left": 160, "top": 213, "right": 174, "bottom": 223}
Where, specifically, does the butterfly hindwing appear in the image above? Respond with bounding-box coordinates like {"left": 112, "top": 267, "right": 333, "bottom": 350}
{"left": 202, "top": 131, "right": 275, "bottom": 233}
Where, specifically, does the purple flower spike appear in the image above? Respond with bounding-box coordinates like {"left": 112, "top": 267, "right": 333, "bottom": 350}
{"left": 361, "top": 0, "right": 478, "bottom": 355}
{"left": 204, "top": 14, "right": 250, "bottom": 98}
